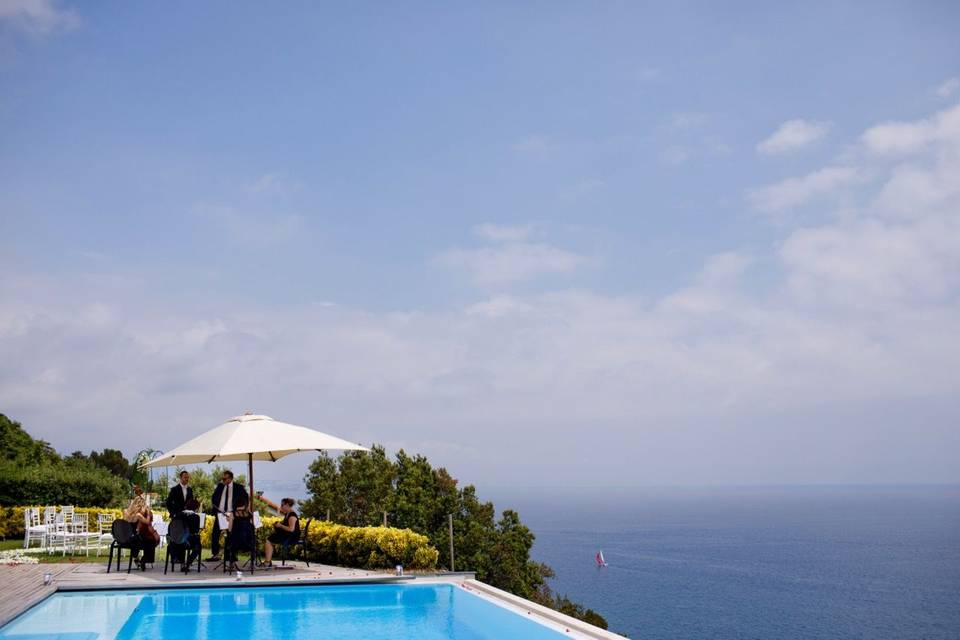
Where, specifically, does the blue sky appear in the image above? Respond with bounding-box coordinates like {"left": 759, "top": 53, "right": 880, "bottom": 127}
{"left": 1, "top": 1, "right": 959, "bottom": 494}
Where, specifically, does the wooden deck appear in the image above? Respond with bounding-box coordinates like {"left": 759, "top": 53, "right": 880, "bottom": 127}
{"left": 0, "top": 564, "right": 76, "bottom": 628}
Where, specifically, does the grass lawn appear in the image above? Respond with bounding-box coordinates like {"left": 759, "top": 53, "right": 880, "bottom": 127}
{"left": 0, "top": 538, "right": 175, "bottom": 564}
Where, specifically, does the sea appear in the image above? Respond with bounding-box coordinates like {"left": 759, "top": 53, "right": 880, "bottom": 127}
{"left": 489, "top": 485, "right": 960, "bottom": 640}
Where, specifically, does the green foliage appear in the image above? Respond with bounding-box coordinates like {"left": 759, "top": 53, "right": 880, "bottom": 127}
{"left": 302, "top": 446, "right": 395, "bottom": 526}
{"left": 0, "top": 414, "right": 58, "bottom": 464}
{"left": 302, "top": 445, "right": 608, "bottom": 629}
{"left": 0, "top": 458, "right": 128, "bottom": 507}
{"left": 88, "top": 448, "right": 146, "bottom": 486}
{"left": 553, "top": 596, "right": 609, "bottom": 630}
{"left": 0, "top": 414, "right": 135, "bottom": 508}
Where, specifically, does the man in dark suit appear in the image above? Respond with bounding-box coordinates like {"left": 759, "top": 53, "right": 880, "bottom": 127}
{"left": 207, "top": 469, "right": 249, "bottom": 561}
{"left": 165, "top": 470, "right": 194, "bottom": 517}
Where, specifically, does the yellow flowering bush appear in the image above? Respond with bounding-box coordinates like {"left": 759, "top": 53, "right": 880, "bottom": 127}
{"left": 0, "top": 506, "right": 125, "bottom": 538}
{"left": 1, "top": 506, "right": 438, "bottom": 570}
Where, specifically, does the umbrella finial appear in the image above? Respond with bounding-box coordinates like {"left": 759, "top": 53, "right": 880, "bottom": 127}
{"left": 244, "top": 411, "right": 253, "bottom": 415}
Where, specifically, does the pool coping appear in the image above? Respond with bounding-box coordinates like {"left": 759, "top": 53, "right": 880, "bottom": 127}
{"left": 54, "top": 573, "right": 417, "bottom": 592}
{"left": 460, "top": 579, "right": 627, "bottom": 640}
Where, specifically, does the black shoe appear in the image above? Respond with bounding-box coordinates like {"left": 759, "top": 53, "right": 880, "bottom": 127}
{"left": 206, "top": 555, "right": 221, "bottom": 562}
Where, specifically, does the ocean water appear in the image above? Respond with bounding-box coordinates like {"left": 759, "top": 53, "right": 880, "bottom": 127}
{"left": 493, "top": 485, "right": 960, "bottom": 640}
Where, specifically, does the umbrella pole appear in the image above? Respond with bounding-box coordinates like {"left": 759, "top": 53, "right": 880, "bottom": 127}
{"left": 248, "top": 453, "right": 254, "bottom": 511}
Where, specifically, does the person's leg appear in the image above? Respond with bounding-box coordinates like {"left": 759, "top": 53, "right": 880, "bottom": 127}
{"left": 141, "top": 542, "right": 156, "bottom": 565}
{"left": 264, "top": 539, "right": 274, "bottom": 564}
{"left": 184, "top": 541, "right": 200, "bottom": 571}
{"left": 209, "top": 519, "right": 222, "bottom": 558}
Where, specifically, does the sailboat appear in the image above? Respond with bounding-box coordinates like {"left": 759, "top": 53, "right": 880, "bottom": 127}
{"left": 595, "top": 550, "right": 608, "bottom": 567}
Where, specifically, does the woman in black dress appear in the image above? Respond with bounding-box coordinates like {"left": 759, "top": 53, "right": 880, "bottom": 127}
{"left": 262, "top": 497, "right": 300, "bottom": 567}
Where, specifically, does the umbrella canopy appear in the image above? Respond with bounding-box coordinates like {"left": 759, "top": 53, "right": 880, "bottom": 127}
{"left": 141, "top": 414, "right": 369, "bottom": 468}
{"left": 140, "top": 414, "right": 369, "bottom": 507}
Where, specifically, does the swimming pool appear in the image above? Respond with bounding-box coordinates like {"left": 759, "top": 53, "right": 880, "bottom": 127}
{"left": 0, "top": 583, "right": 573, "bottom": 639}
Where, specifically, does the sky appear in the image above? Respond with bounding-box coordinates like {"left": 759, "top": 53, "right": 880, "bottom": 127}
{"left": 1, "top": 1, "right": 959, "bottom": 496}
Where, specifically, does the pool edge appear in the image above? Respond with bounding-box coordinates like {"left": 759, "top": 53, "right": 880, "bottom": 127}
{"left": 461, "top": 579, "right": 628, "bottom": 640}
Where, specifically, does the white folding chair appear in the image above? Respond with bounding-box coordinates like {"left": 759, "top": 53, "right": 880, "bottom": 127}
{"left": 23, "top": 508, "right": 46, "bottom": 549}
{"left": 70, "top": 513, "right": 98, "bottom": 556}
{"left": 153, "top": 513, "right": 168, "bottom": 548}
{"left": 47, "top": 513, "right": 68, "bottom": 555}
{"left": 96, "top": 513, "right": 114, "bottom": 556}
{"left": 41, "top": 506, "right": 57, "bottom": 549}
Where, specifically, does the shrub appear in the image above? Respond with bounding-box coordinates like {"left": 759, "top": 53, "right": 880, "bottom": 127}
{"left": 2, "top": 507, "right": 438, "bottom": 570}
{"left": 0, "top": 506, "right": 125, "bottom": 539}
{"left": 0, "top": 459, "right": 128, "bottom": 508}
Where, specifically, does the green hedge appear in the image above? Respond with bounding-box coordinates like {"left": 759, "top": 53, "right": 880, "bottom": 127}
{"left": 1, "top": 506, "right": 439, "bottom": 570}
{"left": 0, "top": 460, "right": 128, "bottom": 507}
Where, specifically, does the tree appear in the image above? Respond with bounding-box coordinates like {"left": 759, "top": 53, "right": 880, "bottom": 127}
{"left": 301, "top": 452, "right": 338, "bottom": 519}
{"left": 0, "top": 414, "right": 128, "bottom": 507}
{"left": 392, "top": 450, "right": 437, "bottom": 533}
{"left": 301, "top": 445, "right": 609, "bottom": 630}
{"left": 302, "top": 446, "right": 395, "bottom": 526}
{"left": 336, "top": 445, "right": 396, "bottom": 525}
{"left": 0, "top": 414, "right": 58, "bottom": 463}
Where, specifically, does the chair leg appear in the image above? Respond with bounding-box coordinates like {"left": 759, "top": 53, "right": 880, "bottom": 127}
{"left": 127, "top": 551, "right": 134, "bottom": 574}
{"left": 107, "top": 544, "right": 114, "bottom": 573}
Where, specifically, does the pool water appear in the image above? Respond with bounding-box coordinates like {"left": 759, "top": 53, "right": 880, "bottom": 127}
{"left": 0, "top": 584, "right": 570, "bottom": 640}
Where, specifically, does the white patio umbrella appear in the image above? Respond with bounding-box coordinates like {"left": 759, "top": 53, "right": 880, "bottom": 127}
{"left": 140, "top": 413, "right": 369, "bottom": 507}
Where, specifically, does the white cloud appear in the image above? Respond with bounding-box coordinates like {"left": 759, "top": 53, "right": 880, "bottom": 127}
{"left": 757, "top": 119, "right": 832, "bottom": 154}
{"left": 2, "top": 103, "right": 960, "bottom": 486}
{"left": 437, "top": 242, "right": 586, "bottom": 287}
{"left": 437, "top": 223, "right": 587, "bottom": 286}
{"left": 512, "top": 135, "right": 555, "bottom": 154}
{"left": 638, "top": 66, "right": 661, "bottom": 81}
{"left": 0, "top": 0, "right": 79, "bottom": 35}
{"left": 465, "top": 295, "right": 531, "bottom": 318}
{"left": 669, "top": 112, "right": 708, "bottom": 130}
{"left": 748, "top": 165, "right": 864, "bottom": 213}
{"left": 935, "top": 77, "right": 959, "bottom": 99}
{"left": 697, "top": 252, "right": 754, "bottom": 287}
{"left": 246, "top": 173, "right": 301, "bottom": 196}
{"left": 472, "top": 223, "right": 534, "bottom": 243}
{"left": 660, "top": 145, "right": 689, "bottom": 166}
{"left": 560, "top": 177, "right": 607, "bottom": 200}
{"left": 860, "top": 103, "right": 960, "bottom": 155}
{"left": 194, "top": 203, "right": 304, "bottom": 246}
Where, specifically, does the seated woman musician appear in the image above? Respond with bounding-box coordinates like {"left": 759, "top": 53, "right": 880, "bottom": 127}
{"left": 262, "top": 497, "right": 300, "bottom": 568}
{"left": 123, "top": 485, "right": 159, "bottom": 570}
